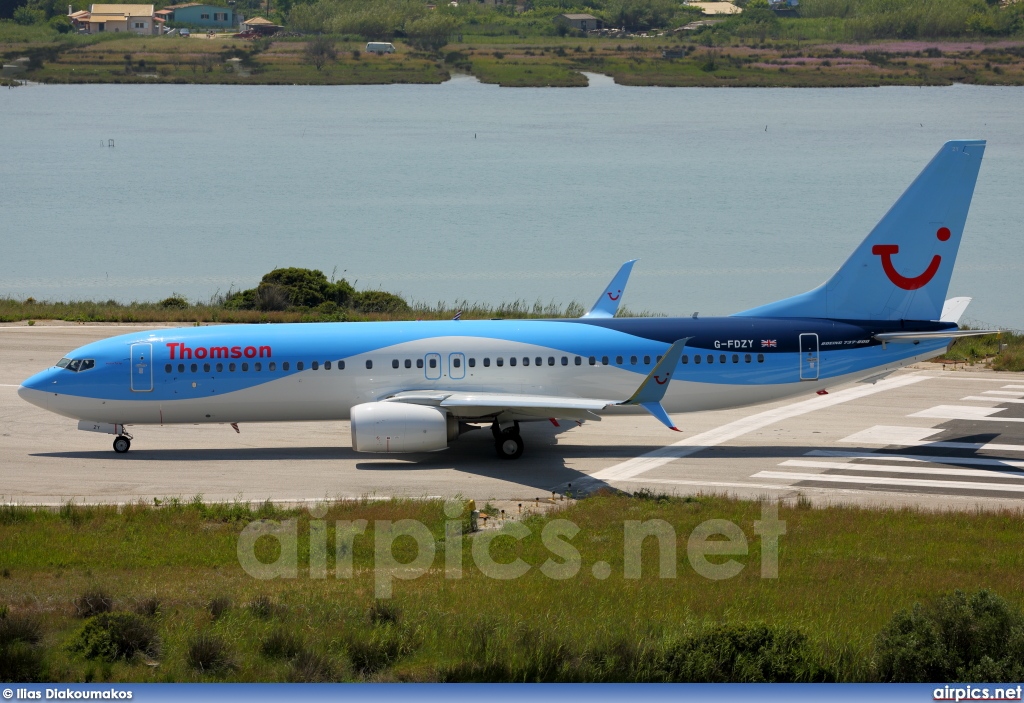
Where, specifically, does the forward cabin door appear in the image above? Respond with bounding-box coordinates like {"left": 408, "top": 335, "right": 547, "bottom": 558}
{"left": 130, "top": 343, "right": 154, "bottom": 392}
{"left": 799, "top": 333, "right": 819, "bottom": 381}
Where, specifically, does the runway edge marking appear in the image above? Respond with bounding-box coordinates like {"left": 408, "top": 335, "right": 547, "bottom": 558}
{"left": 586, "top": 372, "right": 932, "bottom": 484}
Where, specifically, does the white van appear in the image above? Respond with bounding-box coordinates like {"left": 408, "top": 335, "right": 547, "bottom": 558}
{"left": 365, "top": 42, "right": 396, "bottom": 54}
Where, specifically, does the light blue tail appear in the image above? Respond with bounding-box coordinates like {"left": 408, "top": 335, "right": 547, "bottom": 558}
{"left": 736, "top": 140, "right": 985, "bottom": 321}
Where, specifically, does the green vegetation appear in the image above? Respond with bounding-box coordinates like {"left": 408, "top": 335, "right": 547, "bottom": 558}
{"left": 945, "top": 330, "right": 1024, "bottom": 372}
{"left": 0, "top": 266, "right": 650, "bottom": 323}
{"left": 1, "top": 495, "right": 1024, "bottom": 681}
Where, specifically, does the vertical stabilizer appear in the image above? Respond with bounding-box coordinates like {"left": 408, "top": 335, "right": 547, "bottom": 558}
{"left": 736, "top": 140, "right": 985, "bottom": 321}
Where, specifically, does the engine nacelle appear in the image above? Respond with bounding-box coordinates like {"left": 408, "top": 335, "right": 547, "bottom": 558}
{"left": 350, "top": 402, "right": 457, "bottom": 453}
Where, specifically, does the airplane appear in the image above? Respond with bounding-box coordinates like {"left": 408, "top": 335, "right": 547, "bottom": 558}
{"left": 19, "top": 140, "right": 997, "bottom": 460}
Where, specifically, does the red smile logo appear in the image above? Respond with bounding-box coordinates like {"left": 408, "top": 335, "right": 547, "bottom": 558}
{"left": 871, "top": 227, "right": 950, "bottom": 290}
{"left": 607, "top": 289, "right": 622, "bottom": 301}
{"left": 654, "top": 374, "right": 670, "bottom": 385}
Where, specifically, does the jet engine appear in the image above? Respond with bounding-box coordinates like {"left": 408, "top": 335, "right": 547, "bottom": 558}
{"left": 350, "top": 402, "right": 458, "bottom": 453}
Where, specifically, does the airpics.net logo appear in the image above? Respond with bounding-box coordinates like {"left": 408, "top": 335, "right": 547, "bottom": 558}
{"left": 236, "top": 501, "right": 785, "bottom": 597}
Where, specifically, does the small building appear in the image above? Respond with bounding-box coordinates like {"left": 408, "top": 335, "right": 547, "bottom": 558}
{"left": 159, "top": 3, "right": 236, "bottom": 28}
{"left": 239, "top": 16, "right": 281, "bottom": 34}
{"left": 555, "top": 13, "right": 601, "bottom": 32}
{"left": 78, "top": 4, "right": 159, "bottom": 35}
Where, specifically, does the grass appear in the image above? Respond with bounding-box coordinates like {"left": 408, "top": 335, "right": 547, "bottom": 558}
{"left": 1, "top": 494, "right": 1024, "bottom": 681}
{"left": 944, "top": 330, "right": 1024, "bottom": 371}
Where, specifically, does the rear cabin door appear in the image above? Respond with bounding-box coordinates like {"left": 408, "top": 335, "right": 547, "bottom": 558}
{"left": 799, "top": 333, "right": 819, "bottom": 381}
{"left": 131, "top": 342, "right": 154, "bottom": 392}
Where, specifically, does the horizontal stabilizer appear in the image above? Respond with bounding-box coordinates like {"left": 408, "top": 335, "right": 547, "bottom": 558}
{"left": 874, "top": 329, "right": 998, "bottom": 344}
{"left": 583, "top": 260, "right": 637, "bottom": 319}
{"left": 940, "top": 297, "right": 972, "bottom": 323}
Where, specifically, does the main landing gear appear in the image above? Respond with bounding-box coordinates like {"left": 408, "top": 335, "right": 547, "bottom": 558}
{"left": 112, "top": 433, "right": 132, "bottom": 454}
{"left": 492, "top": 421, "right": 524, "bottom": 460}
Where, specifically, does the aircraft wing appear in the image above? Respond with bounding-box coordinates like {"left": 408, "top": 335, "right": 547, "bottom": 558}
{"left": 383, "top": 338, "right": 693, "bottom": 430}
{"left": 582, "top": 260, "right": 637, "bottom": 318}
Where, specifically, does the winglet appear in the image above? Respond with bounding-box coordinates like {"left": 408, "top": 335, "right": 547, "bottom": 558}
{"left": 582, "top": 260, "right": 638, "bottom": 319}
{"left": 619, "top": 338, "right": 691, "bottom": 431}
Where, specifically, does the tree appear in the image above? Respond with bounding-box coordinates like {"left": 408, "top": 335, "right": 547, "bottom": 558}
{"left": 405, "top": 14, "right": 458, "bottom": 52}
{"left": 304, "top": 35, "right": 337, "bottom": 70}
{"left": 13, "top": 6, "right": 45, "bottom": 24}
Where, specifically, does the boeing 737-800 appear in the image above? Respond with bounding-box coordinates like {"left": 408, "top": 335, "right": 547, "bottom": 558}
{"left": 18, "top": 141, "right": 995, "bottom": 459}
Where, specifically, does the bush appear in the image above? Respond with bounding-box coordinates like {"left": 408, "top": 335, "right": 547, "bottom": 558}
{"left": 347, "top": 625, "right": 417, "bottom": 675}
{"left": 133, "top": 597, "right": 161, "bottom": 618}
{"left": 207, "top": 596, "right": 231, "bottom": 621}
{"left": 876, "top": 589, "right": 1024, "bottom": 682}
{"left": 159, "top": 295, "right": 189, "bottom": 309}
{"left": 186, "top": 632, "right": 235, "bottom": 673}
{"left": 660, "top": 624, "right": 829, "bottom": 682}
{"left": 260, "top": 629, "right": 304, "bottom": 660}
{"left": 247, "top": 594, "right": 275, "bottom": 619}
{"left": 1, "top": 608, "right": 45, "bottom": 681}
{"left": 367, "top": 600, "right": 401, "bottom": 626}
{"left": 48, "top": 14, "right": 73, "bottom": 33}
{"left": 68, "top": 613, "right": 161, "bottom": 662}
{"left": 13, "top": 6, "right": 45, "bottom": 25}
{"left": 75, "top": 589, "right": 114, "bottom": 618}
{"left": 288, "top": 649, "right": 336, "bottom": 682}
{"left": 353, "top": 290, "right": 409, "bottom": 314}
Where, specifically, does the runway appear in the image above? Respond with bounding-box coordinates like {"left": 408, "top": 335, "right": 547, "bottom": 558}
{"left": 4, "top": 323, "right": 1024, "bottom": 510}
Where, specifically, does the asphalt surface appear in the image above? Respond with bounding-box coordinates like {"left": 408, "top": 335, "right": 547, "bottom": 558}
{"left": 4, "top": 323, "right": 1024, "bottom": 511}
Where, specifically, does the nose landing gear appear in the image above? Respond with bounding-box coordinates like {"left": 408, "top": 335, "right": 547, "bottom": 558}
{"left": 112, "top": 433, "right": 132, "bottom": 454}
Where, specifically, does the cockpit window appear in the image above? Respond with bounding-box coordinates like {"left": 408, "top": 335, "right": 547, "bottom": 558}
{"left": 60, "top": 358, "right": 95, "bottom": 372}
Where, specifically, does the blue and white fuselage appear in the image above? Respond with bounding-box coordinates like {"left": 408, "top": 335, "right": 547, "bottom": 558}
{"left": 17, "top": 140, "right": 995, "bottom": 459}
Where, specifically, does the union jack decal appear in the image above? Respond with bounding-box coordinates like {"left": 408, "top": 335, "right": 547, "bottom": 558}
{"left": 761, "top": 339, "right": 777, "bottom": 348}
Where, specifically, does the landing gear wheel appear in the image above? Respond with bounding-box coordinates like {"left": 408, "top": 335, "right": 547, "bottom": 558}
{"left": 495, "top": 432, "right": 524, "bottom": 460}
{"left": 113, "top": 436, "right": 131, "bottom": 454}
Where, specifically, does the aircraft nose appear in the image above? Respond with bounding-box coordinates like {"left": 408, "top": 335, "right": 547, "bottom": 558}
{"left": 18, "top": 369, "right": 57, "bottom": 410}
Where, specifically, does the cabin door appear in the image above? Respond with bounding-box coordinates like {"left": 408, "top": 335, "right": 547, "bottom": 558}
{"left": 799, "top": 333, "right": 819, "bottom": 381}
{"left": 130, "top": 343, "right": 154, "bottom": 392}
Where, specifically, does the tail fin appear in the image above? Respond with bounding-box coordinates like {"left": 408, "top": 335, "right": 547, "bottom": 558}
{"left": 736, "top": 140, "right": 985, "bottom": 321}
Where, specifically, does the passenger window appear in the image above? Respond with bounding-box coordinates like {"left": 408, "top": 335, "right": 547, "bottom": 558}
{"left": 416, "top": 359, "right": 423, "bottom": 369}
{"left": 720, "top": 355, "right": 726, "bottom": 364}
{"left": 694, "top": 355, "right": 701, "bottom": 365}
{"left": 538, "top": 357, "right": 545, "bottom": 366}
{"left": 602, "top": 356, "right": 609, "bottom": 365}
{"left": 548, "top": 357, "right": 555, "bottom": 366}
{"left": 255, "top": 362, "right": 262, "bottom": 371}
{"left": 589, "top": 356, "right": 596, "bottom": 365}
{"left": 267, "top": 362, "right": 274, "bottom": 371}
{"left": 616, "top": 356, "right": 623, "bottom": 365}
{"left": 312, "top": 361, "right": 319, "bottom": 370}
{"left": 229, "top": 363, "right": 236, "bottom": 372}
{"left": 522, "top": 357, "right": 529, "bottom": 366}
{"left": 242, "top": 363, "right": 249, "bottom": 372}
{"left": 497, "top": 357, "right": 504, "bottom": 367}
{"left": 281, "top": 362, "right": 288, "bottom": 371}
{"left": 484, "top": 358, "right": 491, "bottom": 367}
{"left": 338, "top": 360, "right": 345, "bottom": 370}
{"left": 217, "top": 363, "right": 224, "bottom": 372}
{"left": 707, "top": 355, "right": 713, "bottom": 364}
{"left": 204, "top": 363, "right": 211, "bottom": 372}
{"left": 404, "top": 359, "right": 411, "bottom": 369}
{"left": 745, "top": 354, "right": 751, "bottom": 363}
{"left": 453, "top": 358, "right": 461, "bottom": 368}
{"left": 510, "top": 358, "right": 517, "bottom": 367}
{"left": 732, "top": 354, "right": 738, "bottom": 364}
{"left": 165, "top": 364, "right": 172, "bottom": 373}
{"left": 644, "top": 356, "right": 651, "bottom": 365}
{"left": 392, "top": 359, "right": 399, "bottom": 369}
{"left": 630, "top": 356, "right": 637, "bottom": 365}
{"left": 428, "top": 358, "right": 437, "bottom": 369}
{"left": 657, "top": 355, "right": 662, "bottom": 362}
{"left": 366, "top": 360, "right": 373, "bottom": 370}
{"left": 178, "top": 363, "right": 185, "bottom": 373}
{"left": 191, "top": 363, "right": 198, "bottom": 373}
{"left": 682, "top": 355, "right": 689, "bottom": 364}
{"left": 324, "top": 361, "right": 330, "bottom": 370}
{"left": 468, "top": 358, "right": 476, "bottom": 368}
{"left": 296, "top": 362, "right": 304, "bottom": 371}
{"left": 758, "top": 354, "right": 764, "bottom": 363}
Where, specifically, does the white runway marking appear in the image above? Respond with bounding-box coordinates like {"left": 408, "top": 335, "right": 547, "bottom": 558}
{"left": 0, "top": 384, "right": 22, "bottom": 387}
{"left": 980, "top": 390, "right": 1024, "bottom": 397}
{"left": 780, "top": 459, "right": 1024, "bottom": 480}
{"left": 808, "top": 449, "right": 1024, "bottom": 470}
{"left": 963, "top": 396, "right": 1024, "bottom": 404}
{"left": 588, "top": 373, "right": 930, "bottom": 484}
{"left": 754, "top": 471, "right": 1024, "bottom": 494}
{"left": 839, "top": 426, "right": 1024, "bottom": 453}
{"left": 1003, "top": 385, "right": 1024, "bottom": 390}
{"left": 911, "top": 405, "right": 1024, "bottom": 422}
